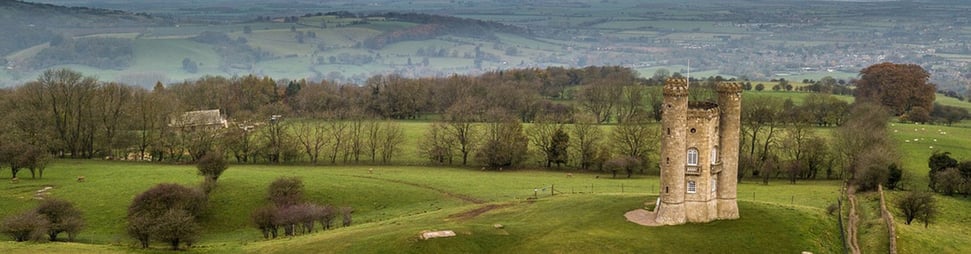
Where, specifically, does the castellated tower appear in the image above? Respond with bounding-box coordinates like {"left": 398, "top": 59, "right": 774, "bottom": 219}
{"left": 653, "top": 78, "right": 741, "bottom": 225}
{"left": 716, "top": 82, "right": 742, "bottom": 220}
{"left": 655, "top": 78, "right": 689, "bottom": 225}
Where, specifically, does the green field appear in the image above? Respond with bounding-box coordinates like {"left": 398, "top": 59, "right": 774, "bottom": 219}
{"left": 1, "top": 160, "right": 841, "bottom": 253}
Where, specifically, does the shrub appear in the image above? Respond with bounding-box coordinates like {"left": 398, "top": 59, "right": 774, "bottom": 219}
{"left": 896, "top": 191, "right": 937, "bottom": 227}
{"left": 251, "top": 205, "right": 279, "bottom": 239}
{"left": 268, "top": 177, "right": 304, "bottom": 207}
{"left": 274, "top": 205, "right": 301, "bottom": 236}
{"left": 340, "top": 207, "right": 354, "bottom": 227}
{"left": 1, "top": 210, "right": 49, "bottom": 242}
{"left": 196, "top": 151, "right": 228, "bottom": 183}
{"left": 317, "top": 205, "right": 337, "bottom": 230}
{"left": 127, "top": 183, "right": 207, "bottom": 249}
{"left": 152, "top": 209, "right": 198, "bottom": 250}
{"left": 35, "top": 199, "right": 84, "bottom": 241}
{"left": 826, "top": 203, "right": 840, "bottom": 216}
{"left": 128, "top": 183, "right": 207, "bottom": 218}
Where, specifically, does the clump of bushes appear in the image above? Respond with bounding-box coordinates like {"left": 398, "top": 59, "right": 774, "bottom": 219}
{"left": 127, "top": 183, "right": 207, "bottom": 250}
{"left": 251, "top": 177, "right": 352, "bottom": 239}
{"left": 1, "top": 199, "right": 85, "bottom": 242}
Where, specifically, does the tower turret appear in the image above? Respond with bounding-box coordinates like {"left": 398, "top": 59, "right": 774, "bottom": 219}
{"left": 656, "top": 77, "right": 689, "bottom": 225}
{"left": 715, "top": 82, "right": 742, "bottom": 219}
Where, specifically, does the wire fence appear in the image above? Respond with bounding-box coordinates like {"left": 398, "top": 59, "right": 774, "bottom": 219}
{"left": 518, "top": 182, "right": 836, "bottom": 209}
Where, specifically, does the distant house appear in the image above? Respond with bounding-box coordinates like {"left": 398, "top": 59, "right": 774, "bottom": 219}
{"left": 170, "top": 109, "right": 228, "bottom": 131}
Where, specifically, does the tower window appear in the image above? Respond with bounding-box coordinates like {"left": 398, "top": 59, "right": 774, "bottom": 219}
{"left": 687, "top": 181, "right": 696, "bottom": 194}
{"left": 687, "top": 148, "right": 699, "bottom": 166}
{"left": 711, "top": 147, "right": 718, "bottom": 164}
{"left": 690, "top": 128, "right": 696, "bottom": 133}
{"left": 711, "top": 179, "right": 717, "bottom": 193}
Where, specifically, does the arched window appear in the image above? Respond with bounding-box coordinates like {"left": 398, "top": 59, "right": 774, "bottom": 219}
{"left": 711, "top": 146, "right": 718, "bottom": 164}
{"left": 687, "top": 181, "right": 697, "bottom": 194}
{"left": 687, "top": 148, "right": 699, "bottom": 166}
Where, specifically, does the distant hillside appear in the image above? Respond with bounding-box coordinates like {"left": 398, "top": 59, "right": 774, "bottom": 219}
{"left": 0, "top": 1, "right": 162, "bottom": 56}
{"left": 363, "top": 12, "right": 530, "bottom": 49}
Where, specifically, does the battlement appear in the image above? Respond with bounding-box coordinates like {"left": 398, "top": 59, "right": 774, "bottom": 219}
{"left": 716, "top": 82, "right": 743, "bottom": 93}
{"left": 687, "top": 102, "right": 719, "bottom": 120}
{"left": 663, "top": 78, "right": 689, "bottom": 96}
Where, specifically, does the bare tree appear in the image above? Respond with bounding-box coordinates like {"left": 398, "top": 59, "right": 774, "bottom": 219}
{"left": 377, "top": 121, "right": 405, "bottom": 164}
{"left": 527, "top": 120, "right": 568, "bottom": 168}
{"left": 610, "top": 115, "right": 658, "bottom": 175}
{"left": 418, "top": 121, "right": 455, "bottom": 164}
{"left": 293, "top": 120, "right": 330, "bottom": 164}
{"left": 569, "top": 114, "right": 605, "bottom": 170}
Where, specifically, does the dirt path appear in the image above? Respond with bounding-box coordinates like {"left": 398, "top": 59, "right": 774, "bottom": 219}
{"left": 447, "top": 203, "right": 516, "bottom": 220}
{"left": 351, "top": 175, "right": 485, "bottom": 204}
{"left": 846, "top": 187, "right": 862, "bottom": 254}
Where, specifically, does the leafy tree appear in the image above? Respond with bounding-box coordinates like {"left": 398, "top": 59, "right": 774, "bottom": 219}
{"left": 904, "top": 106, "right": 931, "bottom": 123}
{"left": 35, "top": 199, "right": 84, "bottom": 241}
{"left": 932, "top": 168, "right": 962, "bottom": 196}
{"left": 928, "top": 151, "right": 958, "bottom": 191}
{"left": 886, "top": 163, "right": 904, "bottom": 190}
{"left": 855, "top": 62, "right": 936, "bottom": 116}
{"left": 896, "top": 191, "right": 937, "bottom": 228}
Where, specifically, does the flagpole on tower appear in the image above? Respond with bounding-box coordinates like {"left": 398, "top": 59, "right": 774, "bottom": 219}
{"left": 687, "top": 59, "right": 691, "bottom": 88}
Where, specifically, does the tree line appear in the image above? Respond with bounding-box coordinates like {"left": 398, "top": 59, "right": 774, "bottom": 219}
{"left": 2, "top": 63, "right": 964, "bottom": 178}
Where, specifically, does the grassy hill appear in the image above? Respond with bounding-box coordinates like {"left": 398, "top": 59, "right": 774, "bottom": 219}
{"left": 1, "top": 160, "right": 840, "bottom": 253}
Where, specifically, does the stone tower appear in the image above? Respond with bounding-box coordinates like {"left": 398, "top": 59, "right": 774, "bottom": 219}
{"left": 654, "top": 78, "right": 740, "bottom": 225}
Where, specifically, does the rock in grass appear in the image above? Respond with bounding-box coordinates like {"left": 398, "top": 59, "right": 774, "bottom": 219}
{"left": 420, "top": 230, "right": 456, "bottom": 240}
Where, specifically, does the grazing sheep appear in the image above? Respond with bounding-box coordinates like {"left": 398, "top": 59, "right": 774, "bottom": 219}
{"left": 566, "top": 173, "right": 573, "bottom": 178}
{"left": 368, "top": 168, "right": 373, "bottom": 174}
{"left": 11, "top": 177, "right": 18, "bottom": 184}
{"left": 76, "top": 176, "right": 85, "bottom": 182}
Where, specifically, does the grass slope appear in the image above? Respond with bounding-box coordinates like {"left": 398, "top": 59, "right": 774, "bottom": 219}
{"left": 1, "top": 160, "right": 841, "bottom": 253}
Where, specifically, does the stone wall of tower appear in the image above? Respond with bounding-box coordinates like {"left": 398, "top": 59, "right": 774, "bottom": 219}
{"left": 684, "top": 105, "right": 720, "bottom": 223}
{"left": 655, "top": 77, "right": 688, "bottom": 225}
{"left": 715, "top": 82, "right": 742, "bottom": 220}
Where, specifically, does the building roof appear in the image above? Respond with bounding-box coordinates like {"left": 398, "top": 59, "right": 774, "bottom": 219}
{"left": 171, "top": 109, "right": 227, "bottom": 128}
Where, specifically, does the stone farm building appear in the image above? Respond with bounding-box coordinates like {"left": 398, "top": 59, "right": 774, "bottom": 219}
{"left": 170, "top": 109, "right": 228, "bottom": 131}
